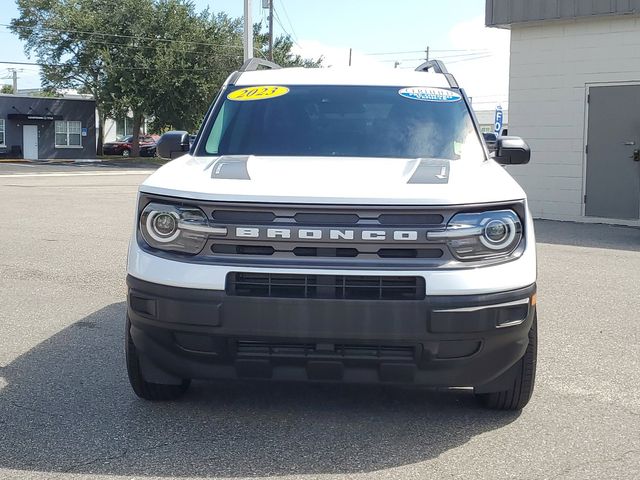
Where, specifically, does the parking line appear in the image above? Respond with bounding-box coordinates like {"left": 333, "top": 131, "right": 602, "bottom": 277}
{"left": 0, "top": 171, "right": 155, "bottom": 178}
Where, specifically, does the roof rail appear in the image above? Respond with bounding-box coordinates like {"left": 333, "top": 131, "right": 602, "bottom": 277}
{"left": 415, "top": 60, "right": 449, "bottom": 74}
{"left": 239, "top": 58, "right": 282, "bottom": 72}
{"left": 415, "top": 59, "right": 459, "bottom": 89}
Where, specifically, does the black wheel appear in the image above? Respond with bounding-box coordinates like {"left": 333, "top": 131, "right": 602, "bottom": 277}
{"left": 476, "top": 313, "right": 537, "bottom": 410}
{"left": 125, "top": 317, "right": 190, "bottom": 401}
{"left": 122, "top": 149, "right": 130, "bottom": 157}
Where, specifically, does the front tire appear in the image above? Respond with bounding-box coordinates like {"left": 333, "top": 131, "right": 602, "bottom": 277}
{"left": 476, "top": 313, "right": 537, "bottom": 410}
{"left": 125, "top": 317, "right": 190, "bottom": 401}
{"left": 122, "top": 149, "right": 130, "bottom": 157}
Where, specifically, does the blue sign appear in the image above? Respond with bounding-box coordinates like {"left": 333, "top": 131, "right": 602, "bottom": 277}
{"left": 494, "top": 106, "right": 504, "bottom": 135}
{"left": 81, "top": 127, "right": 88, "bottom": 137}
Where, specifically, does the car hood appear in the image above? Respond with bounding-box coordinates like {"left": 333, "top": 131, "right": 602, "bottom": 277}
{"left": 140, "top": 155, "right": 526, "bottom": 205}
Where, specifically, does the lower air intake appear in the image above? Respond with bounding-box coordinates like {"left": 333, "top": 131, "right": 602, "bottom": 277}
{"left": 226, "top": 273, "right": 425, "bottom": 300}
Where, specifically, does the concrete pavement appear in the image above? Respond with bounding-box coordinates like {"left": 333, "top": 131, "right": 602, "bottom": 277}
{"left": 0, "top": 164, "right": 638, "bottom": 480}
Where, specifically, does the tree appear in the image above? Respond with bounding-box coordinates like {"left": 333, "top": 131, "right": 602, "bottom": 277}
{"left": 1, "top": 85, "right": 13, "bottom": 94}
{"left": 11, "top": 0, "right": 124, "bottom": 155}
{"left": 11, "top": 1, "right": 322, "bottom": 156}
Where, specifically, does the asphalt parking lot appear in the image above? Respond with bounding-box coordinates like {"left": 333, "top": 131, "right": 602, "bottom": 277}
{"left": 0, "top": 163, "right": 639, "bottom": 480}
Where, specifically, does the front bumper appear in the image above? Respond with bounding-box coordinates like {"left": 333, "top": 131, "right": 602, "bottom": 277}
{"left": 127, "top": 275, "right": 536, "bottom": 388}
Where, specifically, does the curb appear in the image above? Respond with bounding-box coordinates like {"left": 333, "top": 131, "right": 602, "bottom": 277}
{"left": 0, "top": 158, "right": 99, "bottom": 164}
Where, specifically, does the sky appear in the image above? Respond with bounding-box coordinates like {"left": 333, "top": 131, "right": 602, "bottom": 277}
{"left": 0, "top": 0, "right": 510, "bottom": 110}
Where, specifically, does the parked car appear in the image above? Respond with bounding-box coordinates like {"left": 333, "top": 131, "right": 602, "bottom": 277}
{"left": 483, "top": 132, "right": 499, "bottom": 153}
{"left": 103, "top": 135, "right": 156, "bottom": 157}
{"left": 128, "top": 59, "right": 536, "bottom": 410}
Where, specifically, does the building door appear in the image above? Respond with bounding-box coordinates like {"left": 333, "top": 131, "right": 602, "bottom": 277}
{"left": 22, "top": 125, "right": 39, "bottom": 160}
{"left": 585, "top": 85, "right": 640, "bottom": 219}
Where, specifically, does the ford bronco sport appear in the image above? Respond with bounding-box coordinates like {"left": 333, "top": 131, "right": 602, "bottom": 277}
{"left": 126, "top": 59, "right": 537, "bottom": 410}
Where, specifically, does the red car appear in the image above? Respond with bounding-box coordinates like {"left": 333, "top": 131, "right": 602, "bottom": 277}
{"left": 103, "top": 135, "right": 157, "bottom": 157}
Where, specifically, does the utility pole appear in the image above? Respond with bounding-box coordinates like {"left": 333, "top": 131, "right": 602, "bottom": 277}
{"left": 268, "top": 0, "right": 274, "bottom": 61}
{"left": 348, "top": 48, "right": 352, "bottom": 66}
{"left": 10, "top": 68, "right": 18, "bottom": 94}
{"left": 425, "top": 46, "right": 430, "bottom": 62}
{"left": 243, "top": 0, "right": 253, "bottom": 62}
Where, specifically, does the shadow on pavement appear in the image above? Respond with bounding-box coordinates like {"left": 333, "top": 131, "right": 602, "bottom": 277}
{"left": 535, "top": 219, "right": 640, "bottom": 252}
{"left": 0, "top": 303, "right": 519, "bottom": 477}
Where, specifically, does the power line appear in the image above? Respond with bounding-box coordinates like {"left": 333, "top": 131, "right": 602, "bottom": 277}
{"left": 2, "top": 23, "right": 246, "bottom": 51}
{"left": 6, "top": 32, "right": 240, "bottom": 55}
{"left": 278, "top": 0, "right": 299, "bottom": 43}
{"left": 272, "top": 6, "right": 302, "bottom": 50}
{"left": 0, "top": 60, "right": 240, "bottom": 72}
{"left": 3, "top": 22, "right": 300, "bottom": 59}
{"left": 364, "top": 48, "right": 489, "bottom": 56}
{"left": 378, "top": 51, "right": 491, "bottom": 63}
{"left": 446, "top": 54, "right": 494, "bottom": 64}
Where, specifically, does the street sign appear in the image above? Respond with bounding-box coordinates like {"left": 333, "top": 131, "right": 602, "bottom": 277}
{"left": 494, "top": 105, "right": 504, "bottom": 135}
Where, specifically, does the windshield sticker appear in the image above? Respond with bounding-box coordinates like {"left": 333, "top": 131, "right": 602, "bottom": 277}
{"left": 227, "top": 86, "right": 289, "bottom": 101}
{"left": 398, "top": 87, "right": 462, "bottom": 103}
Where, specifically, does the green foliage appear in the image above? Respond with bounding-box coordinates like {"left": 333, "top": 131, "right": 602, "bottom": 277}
{"left": 0, "top": 85, "right": 13, "bottom": 94}
{"left": 11, "top": 0, "right": 322, "bottom": 155}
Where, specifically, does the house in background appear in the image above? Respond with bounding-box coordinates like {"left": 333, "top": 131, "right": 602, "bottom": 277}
{"left": 487, "top": 0, "right": 640, "bottom": 226}
{"left": 0, "top": 94, "right": 96, "bottom": 160}
{"left": 5, "top": 88, "right": 152, "bottom": 152}
{"left": 103, "top": 116, "right": 151, "bottom": 143}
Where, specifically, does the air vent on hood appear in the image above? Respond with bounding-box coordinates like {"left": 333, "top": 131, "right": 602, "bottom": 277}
{"left": 211, "top": 156, "right": 251, "bottom": 180}
{"left": 408, "top": 158, "right": 450, "bottom": 184}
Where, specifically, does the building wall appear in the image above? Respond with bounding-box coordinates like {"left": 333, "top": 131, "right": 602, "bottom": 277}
{"left": 487, "top": 0, "right": 640, "bottom": 27}
{"left": 506, "top": 14, "right": 640, "bottom": 224}
{"left": 103, "top": 118, "right": 118, "bottom": 143}
{"left": 0, "top": 95, "right": 96, "bottom": 159}
{"left": 102, "top": 116, "right": 150, "bottom": 144}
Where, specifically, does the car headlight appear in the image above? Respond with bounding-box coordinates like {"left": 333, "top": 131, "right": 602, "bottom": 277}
{"left": 428, "top": 209, "right": 523, "bottom": 261}
{"left": 139, "top": 202, "right": 221, "bottom": 254}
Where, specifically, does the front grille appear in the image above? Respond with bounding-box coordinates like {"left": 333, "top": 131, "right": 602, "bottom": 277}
{"left": 227, "top": 273, "right": 425, "bottom": 300}
{"left": 203, "top": 203, "right": 454, "bottom": 266}
{"left": 212, "top": 244, "right": 444, "bottom": 259}
{"left": 211, "top": 209, "right": 443, "bottom": 226}
{"left": 236, "top": 341, "right": 416, "bottom": 360}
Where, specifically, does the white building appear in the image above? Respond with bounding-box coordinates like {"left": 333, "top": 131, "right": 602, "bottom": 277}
{"left": 487, "top": 1, "right": 640, "bottom": 226}
{"left": 103, "top": 116, "right": 150, "bottom": 143}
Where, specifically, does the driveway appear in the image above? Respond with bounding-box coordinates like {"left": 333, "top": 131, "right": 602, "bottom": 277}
{"left": 0, "top": 165, "right": 638, "bottom": 480}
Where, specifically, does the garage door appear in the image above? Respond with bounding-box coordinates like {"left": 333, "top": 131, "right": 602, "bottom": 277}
{"left": 585, "top": 85, "right": 640, "bottom": 220}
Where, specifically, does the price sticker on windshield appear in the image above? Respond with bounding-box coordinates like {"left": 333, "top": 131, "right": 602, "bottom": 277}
{"left": 398, "top": 87, "right": 462, "bottom": 102}
{"left": 228, "top": 86, "right": 290, "bottom": 101}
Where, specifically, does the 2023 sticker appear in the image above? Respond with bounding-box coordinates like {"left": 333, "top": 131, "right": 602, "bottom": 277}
{"left": 227, "top": 86, "right": 290, "bottom": 101}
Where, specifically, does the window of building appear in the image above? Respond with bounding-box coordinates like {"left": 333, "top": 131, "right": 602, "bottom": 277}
{"left": 116, "top": 117, "right": 134, "bottom": 140}
{"left": 0, "top": 119, "right": 5, "bottom": 146}
{"left": 55, "top": 121, "right": 82, "bottom": 147}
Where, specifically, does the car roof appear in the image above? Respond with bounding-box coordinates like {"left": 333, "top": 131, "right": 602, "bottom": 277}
{"left": 234, "top": 67, "right": 453, "bottom": 88}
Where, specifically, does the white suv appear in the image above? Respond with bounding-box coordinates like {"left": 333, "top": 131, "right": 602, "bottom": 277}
{"left": 126, "top": 59, "right": 537, "bottom": 410}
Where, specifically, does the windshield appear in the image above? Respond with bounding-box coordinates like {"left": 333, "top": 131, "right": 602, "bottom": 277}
{"left": 203, "top": 85, "right": 483, "bottom": 160}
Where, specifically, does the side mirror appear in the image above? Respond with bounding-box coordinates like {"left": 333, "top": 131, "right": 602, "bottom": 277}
{"left": 156, "top": 131, "right": 190, "bottom": 159}
{"left": 494, "top": 136, "right": 531, "bottom": 165}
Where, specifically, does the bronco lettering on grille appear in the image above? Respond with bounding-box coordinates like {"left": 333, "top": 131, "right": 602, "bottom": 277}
{"left": 234, "top": 227, "right": 422, "bottom": 242}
